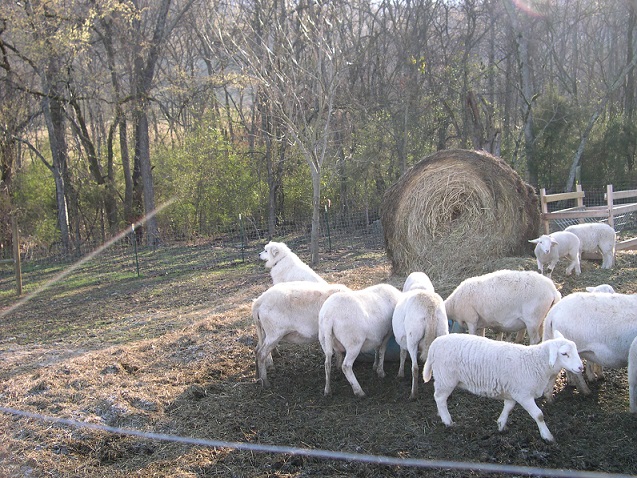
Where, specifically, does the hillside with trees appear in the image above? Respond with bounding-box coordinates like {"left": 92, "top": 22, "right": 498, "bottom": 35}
{"left": 1, "top": 0, "right": 636, "bottom": 262}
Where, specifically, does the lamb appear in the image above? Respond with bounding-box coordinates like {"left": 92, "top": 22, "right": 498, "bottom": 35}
{"left": 319, "top": 283, "right": 402, "bottom": 397}
{"left": 252, "top": 281, "right": 350, "bottom": 388}
{"left": 422, "top": 331, "right": 583, "bottom": 442}
{"left": 542, "top": 292, "right": 637, "bottom": 409}
{"left": 529, "top": 231, "right": 581, "bottom": 276}
{"left": 402, "top": 271, "right": 435, "bottom": 293}
{"left": 564, "top": 223, "right": 616, "bottom": 269}
{"left": 259, "top": 241, "right": 326, "bottom": 284}
{"left": 444, "top": 270, "right": 561, "bottom": 344}
{"left": 585, "top": 284, "right": 615, "bottom": 293}
{"left": 392, "top": 288, "right": 448, "bottom": 399}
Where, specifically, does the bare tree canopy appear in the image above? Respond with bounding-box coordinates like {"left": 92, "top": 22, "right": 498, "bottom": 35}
{"left": 0, "top": 0, "right": 636, "bottom": 255}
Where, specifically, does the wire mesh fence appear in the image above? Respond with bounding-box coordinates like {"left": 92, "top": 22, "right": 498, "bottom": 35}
{"left": 10, "top": 183, "right": 637, "bottom": 270}
{"left": 9, "top": 207, "right": 386, "bottom": 275}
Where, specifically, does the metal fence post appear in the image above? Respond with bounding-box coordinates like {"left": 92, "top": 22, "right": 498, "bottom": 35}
{"left": 239, "top": 214, "right": 246, "bottom": 262}
{"left": 324, "top": 205, "right": 332, "bottom": 252}
{"left": 132, "top": 224, "right": 140, "bottom": 277}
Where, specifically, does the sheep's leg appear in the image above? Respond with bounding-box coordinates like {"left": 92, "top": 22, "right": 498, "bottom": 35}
{"left": 546, "top": 264, "right": 555, "bottom": 278}
{"left": 398, "top": 348, "right": 407, "bottom": 378}
{"left": 592, "top": 363, "right": 604, "bottom": 379}
{"left": 335, "top": 350, "right": 344, "bottom": 368}
{"left": 566, "top": 255, "right": 580, "bottom": 275}
{"left": 433, "top": 385, "right": 455, "bottom": 426}
{"left": 516, "top": 396, "right": 554, "bottom": 442}
{"left": 567, "top": 371, "right": 591, "bottom": 395}
{"left": 526, "top": 325, "right": 541, "bottom": 345}
{"left": 407, "top": 339, "right": 420, "bottom": 400}
{"left": 513, "top": 329, "right": 526, "bottom": 344}
{"left": 256, "top": 337, "right": 280, "bottom": 388}
{"left": 409, "top": 359, "right": 419, "bottom": 401}
{"left": 586, "top": 360, "right": 604, "bottom": 382}
{"left": 342, "top": 346, "right": 366, "bottom": 397}
{"left": 543, "top": 373, "right": 559, "bottom": 402}
{"left": 320, "top": 328, "right": 335, "bottom": 396}
{"left": 374, "top": 333, "right": 392, "bottom": 378}
{"left": 323, "top": 347, "right": 333, "bottom": 396}
{"left": 496, "top": 399, "right": 516, "bottom": 432}
{"left": 600, "top": 248, "right": 614, "bottom": 268}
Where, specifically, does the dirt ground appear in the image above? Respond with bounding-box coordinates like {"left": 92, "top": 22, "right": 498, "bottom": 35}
{"left": 0, "top": 242, "right": 636, "bottom": 477}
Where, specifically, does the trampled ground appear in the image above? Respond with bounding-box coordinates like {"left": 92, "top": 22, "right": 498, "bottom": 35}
{"left": 0, "top": 242, "right": 636, "bottom": 477}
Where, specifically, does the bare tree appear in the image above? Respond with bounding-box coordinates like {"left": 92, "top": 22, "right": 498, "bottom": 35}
{"left": 129, "top": 0, "right": 196, "bottom": 246}
{"left": 219, "top": 0, "right": 347, "bottom": 264}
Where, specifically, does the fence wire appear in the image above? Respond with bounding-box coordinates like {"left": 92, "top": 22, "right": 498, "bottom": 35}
{"left": 0, "top": 406, "right": 634, "bottom": 478}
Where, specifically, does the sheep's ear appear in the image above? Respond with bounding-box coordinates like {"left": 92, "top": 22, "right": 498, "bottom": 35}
{"left": 529, "top": 238, "right": 539, "bottom": 244}
{"left": 553, "top": 330, "right": 564, "bottom": 340}
{"left": 551, "top": 238, "right": 559, "bottom": 245}
{"left": 548, "top": 343, "right": 558, "bottom": 367}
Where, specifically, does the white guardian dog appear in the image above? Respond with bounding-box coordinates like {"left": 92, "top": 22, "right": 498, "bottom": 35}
{"left": 259, "top": 241, "right": 326, "bottom": 284}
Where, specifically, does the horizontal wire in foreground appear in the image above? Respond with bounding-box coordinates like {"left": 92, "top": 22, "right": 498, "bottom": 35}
{"left": 0, "top": 406, "right": 633, "bottom": 478}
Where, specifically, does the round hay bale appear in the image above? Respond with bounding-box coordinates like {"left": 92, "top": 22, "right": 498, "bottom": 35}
{"left": 381, "top": 149, "right": 540, "bottom": 280}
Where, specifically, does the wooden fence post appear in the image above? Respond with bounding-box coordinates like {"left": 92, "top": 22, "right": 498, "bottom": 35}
{"left": 11, "top": 215, "right": 22, "bottom": 296}
{"left": 540, "top": 188, "right": 549, "bottom": 234}
{"left": 606, "top": 184, "right": 614, "bottom": 228}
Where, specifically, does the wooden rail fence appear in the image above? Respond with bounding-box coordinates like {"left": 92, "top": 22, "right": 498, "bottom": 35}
{"left": 540, "top": 184, "right": 637, "bottom": 252}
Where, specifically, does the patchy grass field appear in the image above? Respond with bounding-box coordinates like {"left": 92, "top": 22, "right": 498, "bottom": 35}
{"left": 0, "top": 241, "right": 637, "bottom": 477}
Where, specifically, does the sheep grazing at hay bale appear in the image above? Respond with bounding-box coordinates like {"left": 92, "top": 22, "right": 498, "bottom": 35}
{"left": 381, "top": 149, "right": 540, "bottom": 279}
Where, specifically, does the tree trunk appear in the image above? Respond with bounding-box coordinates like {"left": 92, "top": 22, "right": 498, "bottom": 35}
{"left": 41, "top": 81, "right": 71, "bottom": 253}
{"left": 310, "top": 165, "right": 321, "bottom": 266}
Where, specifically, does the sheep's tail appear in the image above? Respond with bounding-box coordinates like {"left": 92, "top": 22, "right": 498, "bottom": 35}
{"left": 542, "top": 310, "right": 555, "bottom": 343}
{"left": 318, "top": 314, "right": 333, "bottom": 357}
{"left": 422, "top": 357, "right": 433, "bottom": 383}
{"left": 538, "top": 288, "right": 562, "bottom": 341}
{"left": 552, "top": 288, "right": 562, "bottom": 306}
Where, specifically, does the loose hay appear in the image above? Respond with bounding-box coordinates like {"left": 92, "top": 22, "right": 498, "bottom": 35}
{"left": 381, "top": 149, "right": 540, "bottom": 280}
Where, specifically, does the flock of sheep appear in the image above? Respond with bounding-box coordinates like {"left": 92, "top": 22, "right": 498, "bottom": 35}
{"left": 251, "top": 222, "right": 637, "bottom": 443}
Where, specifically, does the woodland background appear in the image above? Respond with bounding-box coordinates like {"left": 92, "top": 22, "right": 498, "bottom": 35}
{"left": 1, "top": 0, "right": 637, "bottom": 263}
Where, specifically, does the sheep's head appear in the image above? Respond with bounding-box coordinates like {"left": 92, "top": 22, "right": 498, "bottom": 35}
{"left": 529, "top": 234, "right": 558, "bottom": 255}
{"left": 548, "top": 330, "right": 584, "bottom": 373}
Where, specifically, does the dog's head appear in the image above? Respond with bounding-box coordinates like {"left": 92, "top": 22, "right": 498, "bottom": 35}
{"left": 259, "top": 241, "right": 288, "bottom": 269}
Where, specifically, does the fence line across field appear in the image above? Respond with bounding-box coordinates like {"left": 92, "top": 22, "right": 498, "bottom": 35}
{"left": 0, "top": 406, "right": 632, "bottom": 478}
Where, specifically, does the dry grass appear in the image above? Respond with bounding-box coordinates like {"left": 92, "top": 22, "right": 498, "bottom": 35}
{"left": 0, "top": 242, "right": 636, "bottom": 477}
{"left": 382, "top": 149, "right": 540, "bottom": 280}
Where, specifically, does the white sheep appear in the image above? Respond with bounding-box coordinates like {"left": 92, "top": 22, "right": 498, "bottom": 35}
{"left": 529, "top": 231, "right": 581, "bottom": 276}
{"left": 259, "top": 241, "right": 326, "bottom": 284}
{"left": 392, "top": 289, "right": 448, "bottom": 399}
{"left": 423, "top": 331, "right": 583, "bottom": 442}
{"left": 252, "top": 281, "right": 350, "bottom": 387}
{"left": 402, "top": 271, "right": 435, "bottom": 293}
{"left": 542, "top": 292, "right": 637, "bottom": 409}
{"left": 565, "top": 223, "right": 616, "bottom": 269}
{"left": 444, "top": 270, "right": 561, "bottom": 344}
{"left": 319, "top": 283, "right": 402, "bottom": 397}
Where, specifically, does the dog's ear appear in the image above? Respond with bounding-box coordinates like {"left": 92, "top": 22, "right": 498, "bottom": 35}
{"left": 270, "top": 245, "right": 279, "bottom": 257}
